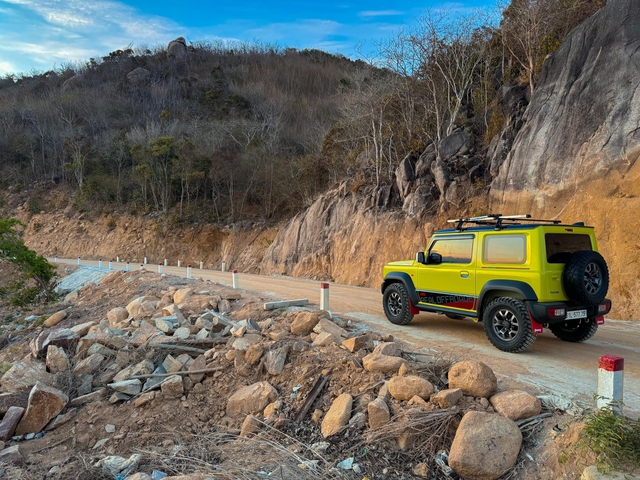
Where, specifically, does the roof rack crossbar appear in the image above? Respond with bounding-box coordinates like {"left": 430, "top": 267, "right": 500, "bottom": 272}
{"left": 446, "top": 214, "right": 562, "bottom": 231}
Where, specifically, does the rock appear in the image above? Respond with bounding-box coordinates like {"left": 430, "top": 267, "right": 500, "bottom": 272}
{"left": 44, "top": 408, "right": 77, "bottom": 430}
{"left": 108, "top": 380, "right": 142, "bottom": 395}
{"left": 61, "top": 73, "right": 85, "bottom": 91}
{"left": 264, "top": 346, "right": 289, "bottom": 375}
{"left": 581, "top": 465, "right": 637, "bottom": 480}
{"left": 64, "top": 289, "right": 79, "bottom": 302}
{"left": 160, "top": 375, "right": 184, "bottom": 399}
{"left": 162, "top": 304, "right": 187, "bottom": 324}
{"left": 431, "top": 157, "right": 450, "bottom": 198}
{"left": 167, "top": 37, "right": 187, "bottom": 59}
{"left": 29, "top": 330, "right": 50, "bottom": 357}
{"left": 107, "top": 307, "right": 129, "bottom": 329}
{"left": 0, "top": 392, "right": 29, "bottom": 415}
{"left": 0, "top": 406, "right": 24, "bottom": 440}
{"left": 367, "top": 398, "right": 390, "bottom": 429}
{"left": 0, "top": 445, "right": 22, "bottom": 465}
{"left": 448, "top": 361, "right": 498, "bottom": 398}
{"left": 135, "top": 391, "right": 156, "bottom": 408}
{"left": 110, "top": 392, "right": 130, "bottom": 403}
{"left": 402, "top": 188, "right": 432, "bottom": 217}
{"left": 15, "top": 382, "right": 68, "bottom": 435}
{"left": 173, "top": 327, "right": 191, "bottom": 339}
{"left": 232, "top": 334, "right": 262, "bottom": 351}
{"left": 290, "top": 311, "right": 322, "bottom": 335}
{"left": 68, "top": 389, "right": 107, "bottom": 407}
{"left": 342, "top": 335, "right": 369, "bottom": 353}
{"left": 348, "top": 411, "right": 366, "bottom": 429}
{"left": 313, "top": 318, "right": 348, "bottom": 340}
{"left": 449, "top": 411, "right": 522, "bottom": 480}
{"left": 395, "top": 154, "right": 417, "bottom": 201}
{"left": 227, "top": 382, "right": 278, "bottom": 416}
{"left": 362, "top": 353, "right": 406, "bottom": 374}
{"left": 231, "top": 325, "right": 246, "bottom": 337}
{"left": 126, "top": 296, "right": 158, "bottom": 318}
{"left": 73, "top": 353, "right": 105, "bottom": 375}
{"left": 95, "top": 454, "right": 142, "bottom": 478}
{"left": 312, "top": 331, "right": 336, "bottom": 346}
{"left": 439, "top": 131, "right": 473, "bottom": 159}
{"left": 240, "top": 415, "right": 261, "bottom": 437}
{"left": 1, "top": 358, "right": 53, "bottom": 392}
{"left": 408, "top": 395, "right": 429, "bottom": 407}
{"left": 413, "top": 463, "right": 429, "bottom": 477}
{"left": 44, "top": 310, "right": 67, "bottom": 327}
{"left": 388, "top": 376, "right": 434, "bottom": 401}
{"left": 70, "top": 321, "right": 96, "bottom": 336}
{"left": 432, "top": 388, "right": 463, "bottom": 409}
{"left": 46, "top": 345, "right": 70, "bottom": 373}
{"left": 373, "top": 342, "right": 403, "bottom": 357}
{"left": 43, "top": 328, "right": 78, "bottom": 351}
{"left": 155, "top": 316, "right": 179, "bottom": 333}
{"left": 490, "top": 390, "right": 542, "bottom": 421}
{"left": 245, "top": 344, "right": 264, "bottom": 365}
{"left": 188, "top": 355, "right": 207, "bottom": 383}
{"left": 263, "top": 400, "right": 282, "bottom": 419}
{"left": 130, "top": 322, "right": 162, "bottom": 348}
{"left": 173, "top": 288, "right": 192, "bottom": 304}
{"left": 79, "top": 329, "right": 127, "bottom": 351}
{"left": 126, "top": 67, "right": 150, "bottom": 84}
{"left": 113, "top": 360, "right": 155, "bottom": 383}
{"left": 321, "top": 393, "right": 352, "bottom": 438}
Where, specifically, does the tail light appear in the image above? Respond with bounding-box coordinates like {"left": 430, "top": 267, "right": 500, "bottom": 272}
{"left": 597, "top": 300, "right": 611, "bottom": 315}
{"left": 548, "top": 307, "right": 566, "bottom": 319}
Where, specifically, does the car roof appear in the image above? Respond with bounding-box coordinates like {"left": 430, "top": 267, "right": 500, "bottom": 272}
{"left": 435, "top": 224, "right": 594, "bottom": 234}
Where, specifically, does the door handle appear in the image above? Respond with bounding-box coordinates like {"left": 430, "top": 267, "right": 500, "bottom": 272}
{"left": 460, "top": 271, "right": 470, "bottom": 278}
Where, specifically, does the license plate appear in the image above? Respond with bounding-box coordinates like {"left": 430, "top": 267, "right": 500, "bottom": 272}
{"left": 566, "top": 309, "right": 587, "bottom": 319}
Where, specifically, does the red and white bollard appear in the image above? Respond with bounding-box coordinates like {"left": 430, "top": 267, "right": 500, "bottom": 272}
{"left": 158, "top": 263, "right": 163, "bottom": 274}
{"left": 232, "top": 270, "right": 239, "bottom": 289}
{"left": 187, "top": 265, "right": 192, "bottom": 279}
{"left": 320, "top": 282, "right": 330, "bottom": 311}
{"left": 125, "top": 262, "right": 130, "bottom": 271}
{"left": 77, "top": 257, "right": 81, "bottom": 265}
{"left": 140, "top": 264, "right": 144, "bottom": 270}
{"left": 597, "top": 354, "right": 624, "bottom": 413}
{"left": 108, "top": 261, "right": 113, "bottom": 270}
{"left": 98, "top": 259, "right": 103, "bottom": 268}
{"left": 221, "top": 261, "right": 226, "bottom": 272}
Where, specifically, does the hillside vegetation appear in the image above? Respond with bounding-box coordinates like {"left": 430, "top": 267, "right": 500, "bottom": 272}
{"left": 0, "top": 0, "right": 604, "bottom": 225}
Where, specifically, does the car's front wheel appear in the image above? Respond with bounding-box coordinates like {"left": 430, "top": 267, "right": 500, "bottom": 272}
{"left": 382, "top": 283, "right": 414, "bottom": 325}
{"left": 482, "top": 297, "right": 537, "bottom": 353}
{"left": 549, "top": 318, "right": 598, "bottom": 342}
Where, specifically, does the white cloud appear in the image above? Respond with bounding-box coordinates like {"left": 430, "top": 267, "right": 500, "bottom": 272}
{"left": 0, "top": 60, "right": 15, "bottom": 75}
{"left": 359, "top": 10, "right": 404, "bottom": 18}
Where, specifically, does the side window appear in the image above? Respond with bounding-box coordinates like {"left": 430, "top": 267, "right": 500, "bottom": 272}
{"left": 430, "top": 238, "right": 473, "bottom": 264}
{"left": 483, "top": 234, "right": 527, "bottom": 264}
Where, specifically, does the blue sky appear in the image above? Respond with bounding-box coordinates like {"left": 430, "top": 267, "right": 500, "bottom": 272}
{"left": 0, "top": 0, "right": 494, "bottom": 76}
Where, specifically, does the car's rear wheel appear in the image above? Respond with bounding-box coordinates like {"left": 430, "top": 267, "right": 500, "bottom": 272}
{"left": 549, "top": 318, "right": 598, "bottom": 342}
{"left": 483, "top": 297, "right": 536, "bottom": 353}
{"left": 382, "top": 283, "right": 414, "bottom": 325}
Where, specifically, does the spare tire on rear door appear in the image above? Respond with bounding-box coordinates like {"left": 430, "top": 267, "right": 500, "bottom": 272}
{"left": 562, "top": 250, "right": 609, "bottom": 306}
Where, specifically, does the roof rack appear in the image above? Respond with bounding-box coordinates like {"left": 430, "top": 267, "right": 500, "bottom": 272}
{"left": 447, "top": 214, "right": 562, "bottom": 231}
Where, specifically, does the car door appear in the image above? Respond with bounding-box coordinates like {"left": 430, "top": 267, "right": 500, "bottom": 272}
{"left": 415, "top": 234, "right": 477, "bottom": 314}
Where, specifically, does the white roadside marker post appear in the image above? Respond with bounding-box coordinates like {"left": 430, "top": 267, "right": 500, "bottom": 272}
{"left": 140, "top": 264, "right": 144, "bottom": 270}
{"left": 158, "top": 263, "right": 163, "bottom": 274}
{"left": 77, "top": 257, "right": 81, "bottom": 265}
{"left": 54, "top": 257, "right": 57, "bottom": 263}
{"left": 117, "top": 256, "right": 120, "bottom": 262}
{"left": 178, "top": 260, "right": 181, "bottom": 268}
{"left": 144, "top": 257, "right": 147, "bottom": 265}
{"left": 320, "top": 282, "right": 330, "bottom": 311}
{"left": 221, "top": 261, "right": 226, "bottom": 272}
{"left": 125, "top": 262, "right": 130, "bottom": 272}
{"left": 187, "top": 265, "right": 192, "bottom": 279}
{"left": 232, "top": 270, "right": 239, "bottom": 289}
{"left": 597, "top": 354, "right": 624, "bottom": 414}
{"left": 200, "top": 261, "right": 203, "bottom": 270}
{"left": 164, "top": 258, "right": 168, "bottom": 266}
{"left": 108, "top": 261, "right": 113, "bottom": 271}
{"left": 98, "top": 259, "right": 103, "bottom": 268}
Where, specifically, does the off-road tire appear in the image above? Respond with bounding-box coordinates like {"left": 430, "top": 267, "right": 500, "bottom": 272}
{"left": 563, "top": 250, "right": 609, "bottom": 306}
{"left": 549, "top": 318, "right": 598, "bottom": 342}
{"left": 482, "top": 297, "right": 537, "bottom": 353}
{"left": 382, "top": 283, "right": 414, "bottom": 325}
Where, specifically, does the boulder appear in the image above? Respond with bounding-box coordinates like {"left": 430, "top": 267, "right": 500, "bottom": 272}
{"left": 264, "top": 346, "right": 289, "bottom": 375}
{"left": 113, "top": 359, "right": 154, "bottom": 383}
{"left": 227, "top": 382, "right": 278, "bottom": 416}
{"left": 402, "top": 188, "right": 432, "bottom": 217}
{"left": 232, "top": 334, "right": 262, "bottom": 351}
{"left": 160, "top": 375, "right": 184, "bottom": 399}
{"left": 73, "top": 353, "right": 105, "bottom": 375}
{"left": 44, "top": 310, "right": 67, "bottom": 327}
{"left": 313, "top": 318, "right": 349, "bottom": 340}
{"left": 1, "top": 358, "right": 53, "bottom": 392}
{"left": 240, "top": 415, "right": 261, "bottom": 437}
{"left": 70, "top": 321, "right": 96, "bottom": 337}
{"left": 290, "top": 311, "right": 322, "bottom": 335}
{"left": 126, "top": 67, "right": 150, "bottom": 85}
{"left": 388, "top": 375, "right": 434, "bottom": 401}
{"left": 367, "top": 397, "right": 390, "bottom": 430}
{"left": 107, "top": 307, "right": 129, "bottom": 329}
{"left": 245, "top": 345, "right": 264, "bottom": 365}
{"left": 395, "top": 154, "right": 417, "bottom": 201}
{"left": 167, "top": 37, "right": 188, "bottom": 60}
{"left": 321, "top": 393, "right": 352, "bottom": 438}
{"left": 130, "top": 322, "right": 162, "bottom": 348}
{"left": 312, "top": 331, "right": 337, "bottom": 346}
{"left": 431, "top": 158, "right": 450, "bottom": 198}
{"left": 342, "top": 335, "right": 369, "bottom": 353}
{"left": 0, "top": 392, "right": 29, "bottom": 415}
{"left": 449, "top": 411, "right": 522, "bottom": 480}
{"left": 173, "top": 327, "right": 191, "bottom": 339}
{"left": 173, "top": 288, "right": 192, "bottom": 304}
{"left": 46, "top": 345, "right": 70, "bottom": 373}
{"left": 108, "top": 379, "right": 142, "bottom": 395}
{"left": 432, "top": 388, "right": 463, "bottom": 409}
{"left": 439, "top": 131, "right": 473, "bottom": 159}
{"left": 490, "top": 390, "right": 542, "bottom": 421}
{"left": 0, "top": 406, "right": 24, "bottom": 440}
{"left": 126, "top": 296, "right": 158, "bottom": 318}
{"left": 43, "top": 328, "right": 78, "bottom": 352}
{"left": 372, "top": 342, "right": 403, "bottom": 357}
{"left": 15, "top": 382, "right": 68, "bottom": 435}
{"left": 448, "top": 361, "right": 497, "bottom": 398}
{"left": 581, "top": 466, "right": 636, "bottom": 480}
{"left": 362, "top": 353, "right": 406, "bottom": 374}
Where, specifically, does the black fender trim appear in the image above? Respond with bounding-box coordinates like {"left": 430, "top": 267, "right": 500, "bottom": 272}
{"left": 478, "top": 280, "right": 538, "bottom": 317}
{"left": 381, "top": 272, "right": 419, "bottom": 306}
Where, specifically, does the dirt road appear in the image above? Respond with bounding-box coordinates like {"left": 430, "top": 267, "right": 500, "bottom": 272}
{"left": 54, "top": 258, "right": 639, "bottom": 417}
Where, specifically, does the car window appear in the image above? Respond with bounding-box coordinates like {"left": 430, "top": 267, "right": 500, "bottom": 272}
{"left": 545, "top": 233, "right": 592, "bottom": 263}
{"left": 484, "top": 234, "right": 526, "bottom": 264}
{"left": 430, "top": 238, "right": 473, "bottom": 264}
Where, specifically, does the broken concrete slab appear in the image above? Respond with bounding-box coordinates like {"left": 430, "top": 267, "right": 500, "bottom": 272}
{"left": 264, "top": 299, "right": 309, "bottom": 310}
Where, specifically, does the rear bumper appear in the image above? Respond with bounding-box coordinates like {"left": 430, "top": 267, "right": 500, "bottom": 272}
{"left": 526, "top": 299, "right": 611, "bottom": 325}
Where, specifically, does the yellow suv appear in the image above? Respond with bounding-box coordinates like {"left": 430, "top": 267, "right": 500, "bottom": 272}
{"left": 381, "top": 214, "right": 611, "bottom": 352}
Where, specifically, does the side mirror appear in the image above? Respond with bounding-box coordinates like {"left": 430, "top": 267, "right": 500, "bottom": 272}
{"left": 428, "top": 252, "right": 442, "bottom": 265}
{"left": 416, "top": 252, "right": 425, "bottom": 264}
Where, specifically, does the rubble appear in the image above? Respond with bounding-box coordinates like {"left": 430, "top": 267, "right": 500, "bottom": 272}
{"left": 15, "top": 382, "right": 68, "bottom": 435}
{"left": 321, "top": 393, "right": 352, "bottom": 437}
{"left": 448, "top": 360, "right": 498, "bottom": 397}
{"left": 490, "top": 390, "right": 542, "bottom": 421}
{"left": 388, "top": 375, "right": 434, "bottom": 401}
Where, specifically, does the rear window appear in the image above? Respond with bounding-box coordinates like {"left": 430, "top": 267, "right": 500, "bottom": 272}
{"left": 545, "top": 233, "right": 592, "bottom": 263}
{"left": 484, "top": 234, "right": 526, "bottom": 264}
